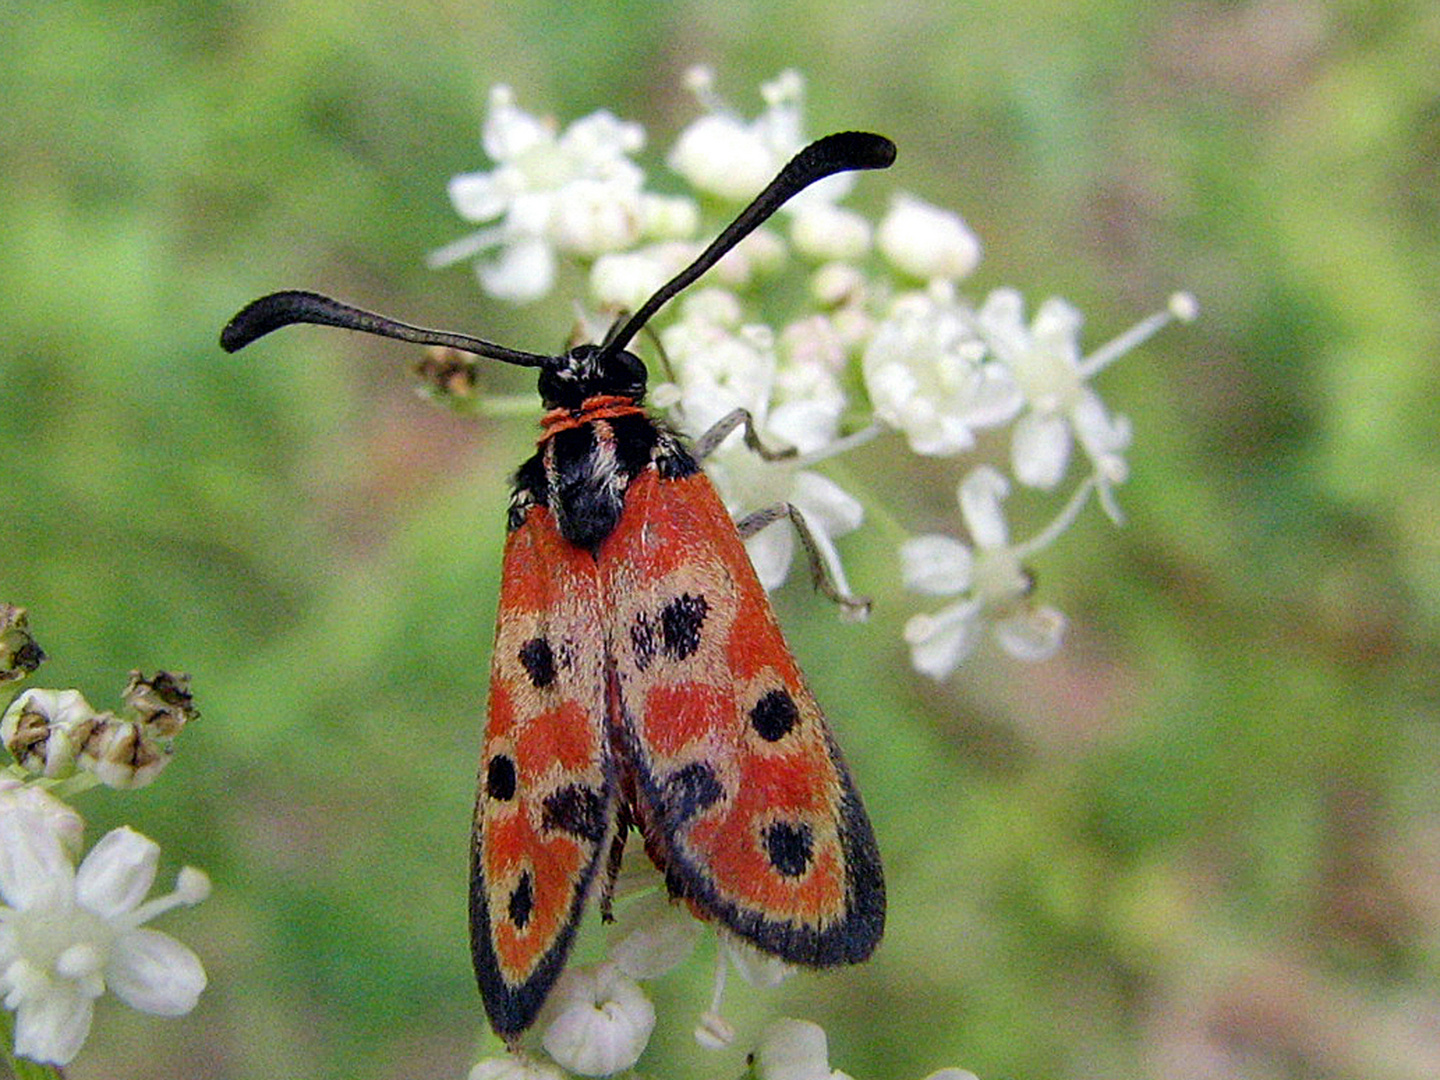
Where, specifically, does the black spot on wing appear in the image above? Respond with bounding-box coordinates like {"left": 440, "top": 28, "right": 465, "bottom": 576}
{"left": 541, "top": 784, "right": 608, "bottom": 843}
{"left": 519, "top": 637, "right": 556, "bottom": 689}
{"left": 486, "top": 755, "right": 517, "bottom": 801}
{"left": 662, "top": 762, "right": 724, "bottom": 823}
{"left": 508, "top": 871, "right": 534, "bottom": 929}
{"left": 660, "top": 593, "right": 708, "bottom": 661}
{"left": 750, "top": 688, "right": 799, "bottom": 741}
{"left": 630, "top": 612, "right": 656, "bottom": 672}
{"left": 763, "top": 821, "right": 814, "bottom": 878}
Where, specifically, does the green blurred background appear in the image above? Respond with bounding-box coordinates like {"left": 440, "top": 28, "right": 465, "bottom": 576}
{"left": 3, "top": 1, "right": 1437, "bottom": 1078}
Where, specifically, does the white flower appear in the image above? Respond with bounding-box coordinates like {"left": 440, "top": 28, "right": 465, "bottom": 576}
{"left": 902, "top": 466, "right": 1093, "bottom": 678}
{"left": 752, "top": 1017, "right": 981, "bottom": 1080}
{"left": 539, "top": 962, "right": 655, "bottom": 1076}
{"left": 670, "top": 68, "right": 853, "bottom": 212}
{"left": 862, "top": 287, "right": 1023, "bottom": 456}
{"left": 640, "top": 192, "right": 700, "bottom": 240}
{"left": 877, "top": 194, "right": 982, "bottom": 281}
{"left": 0, "top": 811, "right": 208, "bottom": 1065}
{"left": 752, "top": 1018, "right": 837, "bottom": 1080}
{"left": 589, "top": 242, "right": 696, "bottom": 314}
{"left": 790, "top": 202, "right": 872, "bottom": 262}
{"left": 429, "top": 86, "right": 648, "bottom": 303}
{"left": 468, "top": 1054, "right": 566, "bottom": 1080}
{"left": 976, "top": 289, "right": 1194, "bottom": 520}
{"left": 669, "top": 68, "right": 802, "bottom": 201}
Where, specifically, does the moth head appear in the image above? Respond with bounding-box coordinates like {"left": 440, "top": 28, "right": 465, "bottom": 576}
{"left": 538, "top": 344, "right": 648, "bottom": 410}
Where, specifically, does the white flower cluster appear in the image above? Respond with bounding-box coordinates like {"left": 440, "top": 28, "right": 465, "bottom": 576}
{"left": 432, "top": 70, "right": 1195, "bottom": 682}
{"left": 466, "top": 869, "right": 974, "bottom": 1080}
{"left": 0, "top": 607, "right": 209, "bottom": 1068}
{"left": 0, "top": 784, "right": 209, "bottom": 1066}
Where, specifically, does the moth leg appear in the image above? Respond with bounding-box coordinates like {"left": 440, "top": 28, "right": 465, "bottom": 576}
{"left": 735, "top": 502, "right": 872, "bottom": 619}
{"left": 693, "top": 408, "right": 797, "bottom": 463}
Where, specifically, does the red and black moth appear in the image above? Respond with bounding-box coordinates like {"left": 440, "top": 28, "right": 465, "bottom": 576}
{"left": 221, "top": 131, "right": 894, "bottom": 1041}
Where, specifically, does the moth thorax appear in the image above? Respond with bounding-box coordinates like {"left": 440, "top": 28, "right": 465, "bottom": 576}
{"left": 538, "top": 344, "right": 648, "bottom": 410}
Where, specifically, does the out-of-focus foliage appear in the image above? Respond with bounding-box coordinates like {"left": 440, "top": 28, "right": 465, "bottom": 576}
{"left": 2, "top": 1, "right": 1437, "bottom": 1078}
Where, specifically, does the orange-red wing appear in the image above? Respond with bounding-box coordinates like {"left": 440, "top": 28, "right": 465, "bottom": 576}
{"left": 599, "top": 469, "right": 884, "bottom": 965}
{"left": 471, "top": 505, "right": 614, "bottom": 1037}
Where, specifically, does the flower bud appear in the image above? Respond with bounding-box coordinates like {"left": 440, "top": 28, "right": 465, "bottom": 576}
{"left": 121, "top": 670, "right": 197, "bottom": 738}
{"left": 0, "top": 605, "right": 46, "bottom": 683}
{"left": 1, "top": 688, "right": 98, "bottom": 778}
{"left": 77, "top": 718, "right": 171, "bottom": 789}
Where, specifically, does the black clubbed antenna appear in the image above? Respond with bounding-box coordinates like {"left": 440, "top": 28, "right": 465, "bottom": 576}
{"left": 599, "top": 131, "right": 896, "bottom": 358}
{"left": 220, "top": 290, "right": 550, "bottom": 368}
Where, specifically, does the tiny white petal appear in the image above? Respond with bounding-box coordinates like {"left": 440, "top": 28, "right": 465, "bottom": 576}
{"left": 753, "top": 1018, "right": 832, "bottom": 1080}
{"left": 877, "top": 194, "right": 982, "bottom": 281}
{"left": 447, "top": 170, "right": 511, "bottom": 222}
{"left": 74, "top": 826, "right": 159, "bottom": 918}
{"left": 810, "top": 262, "right": 867, "bottom": 306}
{"left": 975, "top": 287, "right": 1027, "bottom": 359}
{"left": 0, "top": 807, "right": 73, "bottom": 910}
{"left": 1011, "top": 410, "right": 1073, "bottom": 489}
{"left": 790, "top": 203, "right": 871, "bottom": 261}
{"left": 0, "top": 786, "right": 83, "bottom": 859}
{"left": 1031, "top": 296, "right": 1084, "bottom": 357}
{"left": 1070, "top": 390, "right": 1131, "bottom": 482}
{"left": 640, "top": 193, "right": 699, "bottom": 240}
{"left": 904, "top": 602, "right": 982, "bottom": 679}
{"left": 607, "top": 892, "right": 702, "bottom": 979}
{"left": 994, "top": 606, "right": 1067, "bottom": 661}
{"left": 958, "top": 467, "right": 1011, "bottom": 550}
{"left": 745, "top": 523, "right": 795, "bottom": 592}
{"left": 900, "top": 535, "right": 973, "bottom": 596}
{"left": 7, "top": 688, "right": 97, "bottom": 729}
{"left": 722, "top": 934, "right": 795, "bottom": 988}
{"left": 767, "top": 399, "right": 841, "bottom": 455}
{"left": 923, "top": 1070, "right": 982, "bottom": 1080}
{"left": 477, "top": 238, "right": 556, "bottom": 304}
{"left": 13, "top": 982, "right": 94, "bottom": 1066}
{"left": 481, "top": 85, "right": 548, "bottom": 162}
{"left": 790, "top": 471, "right": 863, "bottom": 536}
{"left": 106, "top": 929, "right": 207, "bottom": 1016}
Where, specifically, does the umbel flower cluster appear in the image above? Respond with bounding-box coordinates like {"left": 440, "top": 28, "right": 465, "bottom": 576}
{"left": 427, "top": 69, "right": 1195, "bottom": 683}
{"left": 429, "top": 71, "right": 1193, "bottom": 1080}
{"left": 0, "top": 605, "right": 208, "bottom": 1070}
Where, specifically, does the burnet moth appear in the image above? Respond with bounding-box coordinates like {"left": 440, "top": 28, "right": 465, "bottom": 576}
{"left": 221, "top": 130, "right": 895, "bottom": 1040}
